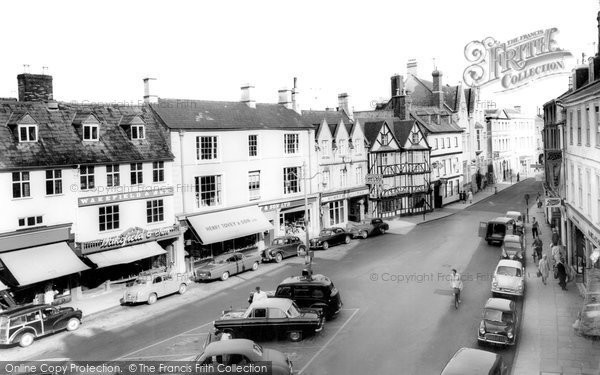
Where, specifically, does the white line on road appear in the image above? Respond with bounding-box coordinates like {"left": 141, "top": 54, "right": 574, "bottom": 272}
{"left": 115, "top": 322, "right": 212, "bottom": 360}
{"left": 125, "top": 353, "right": 199, "bottom": 360}
{"left": 298, "top": 308, "right": 359, "bottom": 375}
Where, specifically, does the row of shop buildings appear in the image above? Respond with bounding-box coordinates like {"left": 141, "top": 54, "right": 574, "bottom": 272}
{"left": 542, "top": 16, "right": 600, "bottom": 290}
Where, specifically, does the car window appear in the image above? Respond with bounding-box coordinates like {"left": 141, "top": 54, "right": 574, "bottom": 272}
{"left": 293, "top": 237, "right": 299, "bottom": 242}
{"left": 483, "top": 309, "right": 512, "bottom": 323}
{"left": 276, "top": 286, "right": 292, "bottom": 298}
{"left": 312, "top": 288, "right": 325, "bottom": 299}
{"left": 294, "top": 286, "right": 311, "bottom": 298}
{"left": 287, "top": 303, "right": 301, "bottom": 318}
{"left": 335, "top": 228, "right": 343, "bottom": 233}
{"left": 252, "top": 343, "right": 263, "bottom": 356}
{"left": 252, "top": 308, "right": 266, "bottom": 318}
{"left": 505, "top": 242, "right": 521, "bottom": 249}
{"left": 268, "top": 308, "right": 287, "bottom": 319}
{"left": 497, "top": 266, "right": 521, "bottom": 277}
{"left": 320, "top": 230, "right": 333, "bottom": 236}
{"left": 153, "top": 276, "right": 163, "bottom": 284}
{"left": 373, "top": 219, "right": 382, "bottom": 224}
{"left": 273, "top": 239, "right": 284, "bottom": 245}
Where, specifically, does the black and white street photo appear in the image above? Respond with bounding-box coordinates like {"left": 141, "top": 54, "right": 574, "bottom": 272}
{"left": 1, "top": 1, "right": 600, "bottom": 374}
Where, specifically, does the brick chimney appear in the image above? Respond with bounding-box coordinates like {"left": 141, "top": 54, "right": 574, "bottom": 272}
{"left": 278, "top": 88, "right": 293, "bottom": 109}
{"left": 337, "top": 93, "right": 353, "bottom": 121}
{"left": 143, "top": 78, "right": 158, "bottom": 104}
{"left": 391, "top": 90, "right": 411, "bottom": 121}
{"left": 17, "top": 74, "right": 53, "bottom": 102}
{"left": 241, "top": 83, "right": 256, "bottom": 108}
{"left": 432, "top": 70, "right": 444, "bottom": 110}
{"left": 390, "top": 74, "right": 404, "bottom": 97}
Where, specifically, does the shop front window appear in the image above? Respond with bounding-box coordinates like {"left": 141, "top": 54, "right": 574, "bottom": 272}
{"left": 329, "top": 201, "right": 345, "bottom": 225}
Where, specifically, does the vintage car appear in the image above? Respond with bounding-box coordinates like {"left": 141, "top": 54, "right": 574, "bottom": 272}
{"left": 0, "top": 304, "right": 82, "bottom": 347}
{"left": 214, "top": 298, "right": 324, "bottom": 342}
{"left": 309, "top": 227, "right": 352, "bottom": 250}
{"left": 195, "top": 252, "right": 261, "bottom": 281}
{"left": 478, "top": 298, "right": 519, "bottom": 346}
{"left": 274, "top": 270, "right": 343, "bottom": 319}
{"left": 194, "top": 339, "right": 293, "bottom": 375}
{"left": 346, "top": 218, "right": 389, "bottom": 239}
{"left": 122, "top": 271, "right": 189, "bottom": 305}
{"left": 491, "top": 259, "right": 525, "bottom": 298}
{"left": 505, "top": 211, "right": 525, "bottom": 234}
{"left": 440, "top": 347, "right": 508, "bottom": 375}
{"left": 479, "top": 217, "right": 515, "bottom": 245}
{"left": 501, "top": 234, "right": 525, "bottom": 265}
{"left": 261, "top": 236, "right": 306, "bottom": 263}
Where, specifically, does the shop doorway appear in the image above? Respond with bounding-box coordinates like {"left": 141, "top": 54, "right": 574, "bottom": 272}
{"left": 279, "top": 207, "right": 310, "bottom": 236}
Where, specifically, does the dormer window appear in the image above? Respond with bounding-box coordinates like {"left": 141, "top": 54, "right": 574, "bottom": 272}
{"left": 83, "top": 123, "right": 99, "bottom": 141}
{"left": 18, "top": 124, "right": 37, "bottom": 142}
{"left": 131, "top": 123, "right": 145, "bottom": 139}
{"left": 120, "top": 115, "right": 146, "bottom": 140}
{"left": 73, "top": 113, "right": 101, "bottom": 142}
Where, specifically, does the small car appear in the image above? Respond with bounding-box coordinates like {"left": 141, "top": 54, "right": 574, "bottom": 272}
{"left": 261, "top": 236, "right": 306, "bottom": 263}
{"left": 194, "top": 339, "right": 293, "bottom": 375}
{"left": 478, "top": 298, "right": 519, "bottom": 346}
{"left": 274, "top": 269, "right": 343, "bottom": 319}
{"left": 195, "top": 252, "right": 261, "bottom": 281}
{"left": 0, "top": 304, "right": 82, "bottom": 348}
{"left": 501, "top": 234, "right": 525, "bottom": 265}
{"left": 214, "top": 298, "right": 324, "bottom": 342}
{"left": 309, "top": 227, "right": 352, "bottom": 250}
{"left": 479, "top": 217, "right": 515, "bottom": 245}
{"left": 122, "top": 271, "right": 189, "bottom": 305}
{"left": 491, "top": 259, "right": 525, "bottom": 298}
{"left": 347, "top": 218, "right": 389, "bottom": 239}
{"left": 440, "top": 347, "right": 508, "bottom": 375}
{"left": 505, "top": 211, "right": 525, "bottom": 234}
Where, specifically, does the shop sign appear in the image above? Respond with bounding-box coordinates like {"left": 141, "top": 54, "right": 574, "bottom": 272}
{"left": 261, "top": 198, "right": 315, "bottom": 212}
{"left": 78, "top": 224, "right": 181, "bottom": 253}
{"left": 78, "top": 187, "right": 174, "bottom": 207}
{"left": 568, "top": 209, "right": 600, "bottom": 248}
{"left": 545, "top": 197, "right": 562, "bottom": 208}
{"left": 321, "top": 188, "right": 370, "bottom": 203}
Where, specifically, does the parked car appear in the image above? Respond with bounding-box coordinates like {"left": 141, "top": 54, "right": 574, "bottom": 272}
{"left": 501, "top": 234, "right": 525, "bottom": 266}
{"left": 122, "top": 270, "right": 189, "bottom": 305}
{"left": 505, "top": 211, "right": 525, "bottom": 235}
{"left": 214, "top": 298, "right": 324, "bottom": 342}
{"left": 479, "top": 217, "right": 515, "bottom": 245}
{"left": 478, "top": 298, "right": 519, "bottom": 346}
{"left": 261, "top": 236, "right": 306, "bottom": 263}
{"left": 491, "top": 259, "right": 525, "bottom": 298}
{"left": 273, "top": 269, "right": 343, "bottom": 319}
{"left": 347, "top": 218, "right": 389, "bottom": 239}
{"left": 194, "top": 339, "right": 293, "bottom": 375}
{"left": 0, "top": 304, "right": 82, "bottom": 348}
{"left": 309, "top": 227, "right": 352, "bottom": 250}
{"left": 440, "top": 347, "right": 508, "bottom": 375}
{"left": 195, "top": 252, "right": 261, "bottom": 281}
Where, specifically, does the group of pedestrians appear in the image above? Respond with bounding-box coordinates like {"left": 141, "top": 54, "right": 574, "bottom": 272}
{"left": 532, "top": 206, "right": 568, "bottom": 290}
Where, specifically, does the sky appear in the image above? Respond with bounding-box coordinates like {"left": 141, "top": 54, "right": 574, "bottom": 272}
{"left": 0, "top": 0, "right": 598, "bottom": 115}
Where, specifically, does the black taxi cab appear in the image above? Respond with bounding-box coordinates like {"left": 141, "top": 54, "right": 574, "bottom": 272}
{"left": 479, "top": 217, "right": 515, "bottom": 245}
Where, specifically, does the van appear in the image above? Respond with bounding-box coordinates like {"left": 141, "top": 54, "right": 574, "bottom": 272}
{"left": 479, "top": 217, "right": 515, "bottom": 245}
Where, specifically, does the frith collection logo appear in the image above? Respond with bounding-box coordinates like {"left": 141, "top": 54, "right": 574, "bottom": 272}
{"left": 463, "top": 28, "right": 572, "bottom": 92}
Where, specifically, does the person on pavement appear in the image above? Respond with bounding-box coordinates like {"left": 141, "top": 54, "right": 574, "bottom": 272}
{"left": 467, "top": 190, "right": 473, "bottom": 204}
{"left": 556, "top": 260, "right": 568, "bottom": 290}
{"left": 251, "top": 286, "right": 268, "bottom": 303}
{"left": 538, "top": 254, "right": 551, "bottom": 285}
{"left": 532, "top": 237, "right": 543, "bottom": 261}
{"left": 531, "top": 217, "right": 540, "bottom": 239}
{"left": 552, "top": 243, "right": 564, "bottom": 266}
{"left": 450, "top": 269, "right": 463, "bottom": 303}
{"left": 551, "top": 227, "right": 560, "bottom": 246}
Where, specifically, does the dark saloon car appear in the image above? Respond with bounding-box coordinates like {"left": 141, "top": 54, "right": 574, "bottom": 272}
{"left": 309, "top": 227, "right": 352, "bottom": 250}
{"left": 501, "top": 234, "right": 525, "bottom": 266}
{"left": 274, "top": 270, "right": 342, "bottom": 319}
{"left": 347, "top": 218, "right": 389, "bottom": 239}
{"left": 0, "top": 304, "right": 82, "bottom": 347}
{"left": 479, "top": 217, "right": 515, "bottom": 245}
{"left": 478, "top": 298, "right": 519, "bottom": 346}
{"left": 261, "top": 236, "right": 306, "bottom": 263}
{"left": 214, "top": 298, "right": 324, "bottom": 342}
{"left": 440, "top": 347, "right": 508, "bottom": 375}
{"left": 194, "top": 339, "right": 293, "bottom": 375}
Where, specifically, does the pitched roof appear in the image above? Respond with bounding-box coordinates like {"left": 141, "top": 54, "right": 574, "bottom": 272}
{"left": 302, "top": 110, "right": 353, "bottom": 139}
{"left": 360, "top": 120, "right": 385, "bottom": 146}
{"left": 408, "top": 75, "right": 460, "bottom": 111}
{"left": 411, "top": 113, "right": 463, "bottom": 134}
{"left": 0, "top": 102, "right": 172, "bottom": 170}
{"left": 152, "top": 99, "right": 311, "bottom": 130}
{"left": 391, "top": 120, "right": 413, "bottom": 146}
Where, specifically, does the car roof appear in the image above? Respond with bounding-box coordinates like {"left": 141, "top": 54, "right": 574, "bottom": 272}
{"left": 497, "top": 259, "right": 522, "bottom": 268}
{"left": 0, "top": 304, "right": 51, "bottom": 316}
{"left": 203, "top": 339, "right": 258, "bottom": 356}
{"left": 490, "top": 217, "right": 513, "bottom": 224}
{"left": 250, "top": 297, "right": 293, "bottom": 310}
{"left": 273, "top": 236, "right": 297, "bottom": 240}
{"left": 278, "top": 274, "right": 332, "bottom": 286}
{"left": 503, "top": 234, "right": 521, "bottom": 242}
{"left": 484, "top": 298, "right": 513, "bottom": 311}
{"left": 441, "top": 348, "right": 500, "bottom": 375}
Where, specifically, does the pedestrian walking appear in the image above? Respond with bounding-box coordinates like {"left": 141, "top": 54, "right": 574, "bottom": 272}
{"left": 248, "top": 286, "right": 267, "bottom": 304}
{"left": 467, "top": 190, "right": 473, "bottom": 204}
{"left": 517, "top": 172, "right": 520, "bottom": 182}
{"left": 556, "top": 260, "right": 568, "bottom": 290}
{"left": 531, "top": 217, "right": 540, "bottom": 239}
{"left": 538, "top": 254, "right": 551, "bottom": 285}
{"left": 551, "top": 227, "right": 560, "bottom": 246}
{"left": 532, "top": 237, "right": 543, "bottom": 262}
{"left": 551, "top": 243, "right": 564, "bottom": 266}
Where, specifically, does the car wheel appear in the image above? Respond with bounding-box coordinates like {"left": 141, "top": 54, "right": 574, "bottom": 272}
{"left": 19, "top": 332, "right": 35, "bottom": 348}
{"left": 344, "top": 235, "right": 351, "bottom": 244}
{"left": 178, "top": 283, "right": 187, "bottom": 294}
{"left": 379, "top": 228, "right": 386, "bottom": 235}
{"left": 360, "top": 231, "right": 368, "bottom": 239}
{"left": 147, "top": 293, "right": 158, "bottom": 305}
{"left": 275, "top": 253, "right": 283, "bottom": 263}
{"left": 252, "top": 262, "right": 259, "bottom": 271}
{"left": 322, "top": 241, "right": 329, "bottom": 250}
{"left": 221, "top": 272, "right": 230, "bottom": 281}
{"left": 66, "top": 318, "right": 81, "bottom": 331}
{"left": 288, "top": 330, "right": 302, "bottom": 342}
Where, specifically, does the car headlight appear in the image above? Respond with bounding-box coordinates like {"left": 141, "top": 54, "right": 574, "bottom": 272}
{"left": 479, "top": 322, "right": 485, "bottom": 335}
{"left": 507, "top": 330, "right": 514, "bottom": 339}
{"left": 517, "top": 283, "right": 523, "bottom": 291}
{"left": 492, "top": 278, "right": 498, "bottom": 287}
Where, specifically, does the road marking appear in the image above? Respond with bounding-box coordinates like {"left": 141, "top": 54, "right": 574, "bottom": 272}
{"left": 115, "top": 322, "right": 212, "bottom": 360}
{"left": 298, "top": 308, "right": 359, "bottom": 375}
{"left": 125, "top": 353, "right": 199, "bottom": 360}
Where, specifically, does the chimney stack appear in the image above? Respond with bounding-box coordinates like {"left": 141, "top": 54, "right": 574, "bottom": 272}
{"left": 143, "top": 78, "right": 158, "bottom": 104}
{"left": 514, "top": 105, "right": 521, "bottom": 113}
{"left": 391, "top": 87, "right": 410, "bottom": 121}
{"left": 390, "top": 74, "right": 404, "bottom": 97}
{"left": 338, "top": 93, "right": 353, "bottom": 121}
{"left": 241, "top": 83, "right": 256, "bottom": 108}
{"left": 407, "top": 59, "right": 418, "bottom": 77}
{"left": 17, "top": 73, "right": 53, "bottom": 102}
{"left": 292, "top": 77, "right": 300, "bottom": 114}
{"left": 278, "top": 88, "right": 293, "bottom": 109}
{"left": 432, "top": 70, "right": 444, "bottom": 110}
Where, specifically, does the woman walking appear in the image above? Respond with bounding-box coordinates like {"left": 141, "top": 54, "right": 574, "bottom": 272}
{"left": 538, "top": 254, "right": 551, "bottom": 285}
{"left": 556, "top": 259, "right": 568, "bottom": 291}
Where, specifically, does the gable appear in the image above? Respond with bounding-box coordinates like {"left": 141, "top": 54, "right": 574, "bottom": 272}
{"left": 370, "top": 121, "right": 400, "bottom": 151}
{"left": 350, "top": 119, "right": 365, "bottom": 140}
{"left": 316, "top": 120, "right": 333, "bottom": 142}
{"left": 18, "top": 114, "right": 37, "bottom": 125}
{"left": 334, "top": 120, "right": 349, "bottom": 140}
{"left": 404, "top": 123, "right": 429, "bottom": 148}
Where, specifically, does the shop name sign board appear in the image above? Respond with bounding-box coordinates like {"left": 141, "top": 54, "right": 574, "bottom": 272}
{"left": 321, "top": 188, "right": 370, "bottom": 203}
{"left": 261, "top": 197, "right": 315, "bottom": 212}
{"left": 79, "top": 224, "right": 181, "bottom": 253}
{"left": 569, "top": 208, "right": 600, "bottom": 248}
{"left": 204, "top": 218, "right": 258, "bottom": 232}
{"left": 78, "top": 187, "right": 174, "bottom": 207}
{"left": 545, "top": 198, "right": 562, "bottom": 208}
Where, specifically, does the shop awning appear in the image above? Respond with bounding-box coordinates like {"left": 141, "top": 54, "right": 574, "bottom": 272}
{"left": 0, "top": 242, "right": 90, "bottom": 286}
{"left": 87, "top": 241, "right": 166, "bottom": 268}
{"left": 187, "top": 205, "right": 273, "bottom": 245}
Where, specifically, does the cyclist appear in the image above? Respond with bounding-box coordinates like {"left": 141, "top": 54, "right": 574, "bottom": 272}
{"left": 450, "top": 269, "right": 463, "bottom": 307}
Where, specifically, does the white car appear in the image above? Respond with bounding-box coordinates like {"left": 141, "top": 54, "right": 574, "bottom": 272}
{"left": 505, "top": 211, "right": 525, "bottom": 234}
{"left": 491, "top": 260, "right": 525, "bottom": 297}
